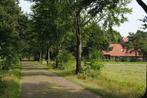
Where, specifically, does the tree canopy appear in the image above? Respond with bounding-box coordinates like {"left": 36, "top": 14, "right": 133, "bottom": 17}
{"left": 0, "top": 0, "right": 23, "bottom": 69}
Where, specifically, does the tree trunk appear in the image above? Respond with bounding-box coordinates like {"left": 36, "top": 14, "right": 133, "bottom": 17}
{"left": 75, "top": 11, "right": 82, "bottom": 74}
{"left": 142, "top": 65, "right": 147, "bottom": 98}
{"left": 46, "top": 44, "right": 50, "bottom": 65}
{"left": 136, "top": 0, "right": 147, "bottom": 14}
{"left": 55, "top": 48, "right": 59, "bottom": 68}
{"left": 39, "top": 51, "right": 43, "bottom": 63}
{"left": 55, "top": 56, "right": 59, "bottom": 68}
{"left": 54, "top": 45, "right": 60, "bottom": 68}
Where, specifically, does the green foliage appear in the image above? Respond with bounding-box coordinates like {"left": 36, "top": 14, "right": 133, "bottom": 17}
{"left": 58, "top": 50, "right": 75, "bottom": 69}
{"left": 107, "top": 30, "right": 122, "bottom": 43}
{"left": 0, "top": 0, "right": 22, "bottom": 69}
{"left": 79, "top": 60, "right": 103, "bottom": 79}
{"left": 51, "top": 62, "right": 146, "bottom": 98}
{"left": 89, "top": 48, "right": 103, "bottom": 61}
{"left": 32, "top": 0, "right": 71, "bottom": 64}
{"left": 81, "top": 48, "right": 104, "bottom": 79}
{"left": 102, "top": 0, "right": 132, "bottom": 29}
{"left": 0, "top": 77, "right": 6, "bottom": 95}
{"left": 0, "top": 64, "right": 21, "bottom": 98}
{"left": 0, "top": 1, "right": 22, "bottom": 96}
{"left": 84, "top": 22, "right": 109, "bottom": 50}
{"left": 25, "top": 0, "right": 132, "bottom": 74}
{"left": 2, "top": 56, "right": 20, "bottom": 70}
{"left": 126, "top": 30, "right": 147, "bottom": 61}
{"left": 119, "top": 57, "right": 142, "bottom": 62}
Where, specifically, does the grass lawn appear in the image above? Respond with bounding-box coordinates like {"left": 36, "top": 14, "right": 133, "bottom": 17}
{"left": 49, "top": 61, "right": 146, "bottom": 98}
{"left": 0, "top": 62, "right": 21, "bottom": 98}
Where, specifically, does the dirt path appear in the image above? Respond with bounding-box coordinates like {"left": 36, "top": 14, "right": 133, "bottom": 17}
{"left": 20, "top": 62, "right": 100, "bottom": 98}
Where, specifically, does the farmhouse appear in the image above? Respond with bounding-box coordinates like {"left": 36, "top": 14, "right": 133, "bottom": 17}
{"left": 102, "top": 37, "right": 142, "bottom": 61}
{"left": 103, "top": 43, "right": 140, "bottom": 61}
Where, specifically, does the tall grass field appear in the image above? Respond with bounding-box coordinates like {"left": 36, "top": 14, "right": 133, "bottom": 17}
{"left": 50, "top": 62, "right": 146, "bottom": 98}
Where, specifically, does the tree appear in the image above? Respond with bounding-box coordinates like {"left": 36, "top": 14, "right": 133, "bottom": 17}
{"left": 0, "top": 0, "right": 22, "bottom": 69}
{"left": 127, "top": 32, "right": 141, "bottom": 58}
{"left": 127, "top": 31, "right": 147, "bottom": 60}
{"left": 32, "top": 0, "right": 70, "bottom": 66}
{"left": 65, "top": 0, "right": 131, "bottom": 74}
{"left": 30, "top": 0, "right": 132, "bottom": 74}
{"left": 83, "top": 22, "right": 109, "bottom": 58}
{"left": 107, "top": 30, "right": 122, "bottom": 43}
{"left": 140, "top": 17, "right": 147, "bottom": 61}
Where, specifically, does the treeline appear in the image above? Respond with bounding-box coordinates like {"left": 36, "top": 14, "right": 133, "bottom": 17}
{"left": 0, "top": 0, "right": 147, "bottom": 75}
{"left": 20, "top": 0, "right": 132, "bottom": 74}
{"left": 126, "top": 30, "right": 147, "bottom": 61}
{"left": 0, "top": 0, "right": 23, "bottom": 70}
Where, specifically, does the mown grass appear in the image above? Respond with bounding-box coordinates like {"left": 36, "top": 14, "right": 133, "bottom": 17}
{"left": 49, "top": 61, "right": 146, "bottom": 98}
{"left": 0, "top": 62, "right": 21, "bottom": 98}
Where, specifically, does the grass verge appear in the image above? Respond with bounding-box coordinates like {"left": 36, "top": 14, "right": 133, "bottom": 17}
{"left": 48, "top": 61, "right": 146, "bottom": 98}
{"left": 0, "top": 63, "right": 21, "bottom": 98}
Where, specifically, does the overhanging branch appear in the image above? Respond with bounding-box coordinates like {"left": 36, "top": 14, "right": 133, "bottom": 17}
{"left": 136, "top": 0, "right": 147, "bottom": 13}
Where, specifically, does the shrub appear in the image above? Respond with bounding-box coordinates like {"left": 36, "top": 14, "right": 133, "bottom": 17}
{"left": 79, "top": 48, "right": 104, "bottom": 79}
{"left": 58, "top": 50, "right": 75, "bottom": 69}
{"left": 0, "top": 76, "right": 7, "bottom": 96}
{"left": 89, "top": 48, "right": 103, "bottom": 61}
{"left": 79, "top": 60, "right": 103, "bottom": 79}
{"left": 120, "top": 57, "right": 130, "bottom": 62}
{"left": 2, "top": 56, "right": 20, "bottom": 70}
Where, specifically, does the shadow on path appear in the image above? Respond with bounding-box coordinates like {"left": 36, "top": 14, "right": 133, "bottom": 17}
{"left": 20, "top": 62, "right": 100, "bottom": 98}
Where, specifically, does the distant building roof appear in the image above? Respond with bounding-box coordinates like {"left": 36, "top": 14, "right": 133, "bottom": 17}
{"left": 103, "top": 44, "right": 138, "bottom": 57}
{"left": 122, "top": 37, "right": 129, "bottom": 43}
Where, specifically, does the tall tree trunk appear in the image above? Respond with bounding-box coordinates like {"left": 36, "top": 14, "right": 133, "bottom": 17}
{"left": 75, "top": 11, "right": 82, "bottom": 74}
{"left": 39, "top": 50, "right": 43, "bottom": 63}
{"left": 46, "top": 43, "right": 50, "bottom": 65}
{"left": 136, "top": 0, "right": 147, "bottom": 13}
{"left": 55, "top": 46, "right": 59, "bottom": 68}
{"left": 142, "top": 65, "right": 147, "bottom": 98}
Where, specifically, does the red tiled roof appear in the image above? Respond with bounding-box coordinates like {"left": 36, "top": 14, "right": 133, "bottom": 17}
{"left": 103, "top": 44, "right": 138, "bottom": 57}
{"left": 122, "top": 37, "right": 129, "bottom": 43}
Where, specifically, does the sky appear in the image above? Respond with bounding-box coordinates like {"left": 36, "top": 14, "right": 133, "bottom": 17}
{"left": 19, "top": 0, "right": 147, "bottom": 37}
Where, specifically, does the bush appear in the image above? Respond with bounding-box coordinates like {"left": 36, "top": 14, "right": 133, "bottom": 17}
{"left": 89, "top": 49, "right": 103, "bottom": 61}
{"left": 119, "top": 57, "right": 141, "bottom": 62}
{"left": 119, "top": 57, "right": 130, "bottom": 62}
{"left": 79, "top": 60, "right": 103, "bottom": 79}
{"left": 79, "top": 48, "right": 103, "bottom": 79}
{"left": 2, "top": 56, "right": 20, "bottom": 70}
{"left": 58, "top": 50, "right": 75, "bottom": 69}
{"left": 0, "top": 76, "right": 7, "bottom": 96}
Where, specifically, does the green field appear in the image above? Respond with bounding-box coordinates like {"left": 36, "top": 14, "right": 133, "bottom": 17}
{"left": 50, "top": 62, "right": 147, "bottom": 98}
